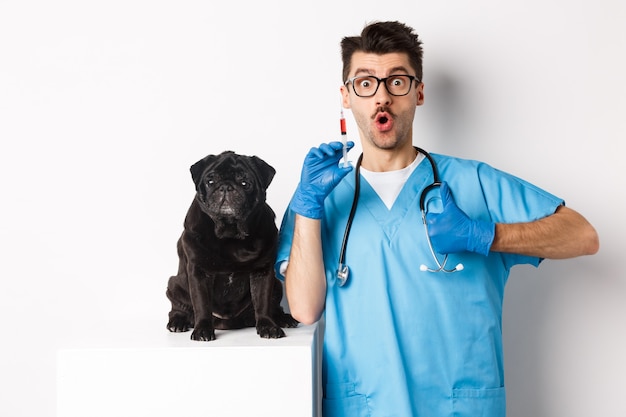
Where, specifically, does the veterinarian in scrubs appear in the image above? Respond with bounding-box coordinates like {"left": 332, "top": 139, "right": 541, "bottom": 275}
{"left": 276, "top": 21, "right": 598, "bottom": 417}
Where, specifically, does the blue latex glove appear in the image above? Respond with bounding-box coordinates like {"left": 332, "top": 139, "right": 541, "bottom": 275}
{"left": 425, "top": 182, "right": 495, "bottom": 256}
{"left": 289, "top": 141, "right": 354, "bottom": 219}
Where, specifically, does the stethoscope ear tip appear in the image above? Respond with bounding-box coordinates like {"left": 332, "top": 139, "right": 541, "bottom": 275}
{"left": 419, "top": 262, "right": 464, "bottom": 273}
{"left": 337, "top": 264, "right": 349, "bottom": 287}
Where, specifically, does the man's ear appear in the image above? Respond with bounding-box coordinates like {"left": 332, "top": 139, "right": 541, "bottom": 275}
{"left": 340, "top": 85, "right": 351, "bottom": 109}
{"left": 415, "top": 81, "right": 425, "bottom": 106}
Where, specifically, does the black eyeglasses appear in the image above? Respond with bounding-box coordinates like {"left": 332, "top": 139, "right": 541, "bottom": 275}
{"left": 344, "top": 74, "right": 420, "bottom": 97}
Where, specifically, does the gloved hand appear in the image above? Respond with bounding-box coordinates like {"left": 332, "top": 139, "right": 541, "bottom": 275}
{"left": 425, "top": 182, "right": 495, "bottom": 256}
{"left": 289, "top": 141, "right": 354, "bottom": 219}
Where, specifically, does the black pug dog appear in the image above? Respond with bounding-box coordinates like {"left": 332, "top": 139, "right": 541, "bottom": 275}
{"left": 166, "top": 151, "right": 298, "bottom": 341}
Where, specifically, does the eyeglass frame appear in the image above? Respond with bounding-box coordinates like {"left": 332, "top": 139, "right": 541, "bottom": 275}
{"left": 344, "top": 74, "right": 421, "bottom": 97}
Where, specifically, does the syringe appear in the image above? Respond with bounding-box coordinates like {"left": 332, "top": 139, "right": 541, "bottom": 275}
{"left": 340, "top": 107, "right": 349, "bottom": 168}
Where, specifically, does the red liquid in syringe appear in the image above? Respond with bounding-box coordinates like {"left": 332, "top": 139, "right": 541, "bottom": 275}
{"left": 340, "top": 109, "right": 348, "bottom": 167}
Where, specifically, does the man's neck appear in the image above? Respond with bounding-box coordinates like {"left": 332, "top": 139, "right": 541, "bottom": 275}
{"left": 360, "top": 144, "right": 418, "bottom": 172}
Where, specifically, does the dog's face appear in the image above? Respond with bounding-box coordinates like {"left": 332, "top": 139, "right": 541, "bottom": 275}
{"left": 190, "top": 151, "right": 275, "bottom": 238}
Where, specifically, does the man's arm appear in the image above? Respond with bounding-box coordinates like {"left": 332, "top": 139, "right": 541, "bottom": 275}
{"left": 284, "top": 215, "right": 327, "bottom": 325}
{"left": 282, "top": 142, "right": 354, "bottom": 325}
{"left": 491, "top": 205, "right": 599, "bottom": 259}
{"left": 426, "top": 182, "right": 599, "bottom": 259}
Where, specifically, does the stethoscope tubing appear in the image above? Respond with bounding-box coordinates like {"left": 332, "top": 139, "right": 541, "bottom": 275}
{"left": 336, "top": 147, "right": 461, "bottom": 287}
{"left": 336, "top": 153, "right": 363, "bottom": 286}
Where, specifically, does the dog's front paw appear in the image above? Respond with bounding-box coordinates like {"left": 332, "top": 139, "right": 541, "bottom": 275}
{"left": 191, "top": 321, "right": 216, "bottom": 341}
{"left": 256, "top": 317, "right": 286, "bottom": 339}
{"left": 167, "top": 315, "right": 192, "bottom": 333}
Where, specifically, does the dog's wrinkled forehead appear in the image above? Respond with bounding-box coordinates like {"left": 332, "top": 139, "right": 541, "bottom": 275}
{"left": 209, "top": 153, "right": 245, "bottom": 177}
{"left": 190, "top": 151, "right": 276, "bottom": 190}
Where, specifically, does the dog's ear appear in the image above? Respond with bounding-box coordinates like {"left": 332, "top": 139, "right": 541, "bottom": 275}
{"left": 190, "top": 154, "right": 219, "bottom": 186}
{"left": 249, "top": 156, "right": 276, "bottom": 190}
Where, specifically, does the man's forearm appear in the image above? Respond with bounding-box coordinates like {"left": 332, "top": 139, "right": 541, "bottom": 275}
{"left": 284, "top": 214, "right": 327, "bottom": 325}
{"left": 491, "top": 205, "right": 599, "bottom": 259}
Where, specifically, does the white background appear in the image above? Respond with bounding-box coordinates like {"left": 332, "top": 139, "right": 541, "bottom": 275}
{"left": 1, "top": 1, "right": 625, "bottom": 416}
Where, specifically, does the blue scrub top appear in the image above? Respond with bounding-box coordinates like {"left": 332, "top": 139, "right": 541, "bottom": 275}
{"left": 276, "top": 153, "right": 563, "bottom": 417}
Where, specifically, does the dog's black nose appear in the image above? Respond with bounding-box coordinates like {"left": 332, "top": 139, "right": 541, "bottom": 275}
{"left": 219, "top": 184, "right": 234, "bottom": 192}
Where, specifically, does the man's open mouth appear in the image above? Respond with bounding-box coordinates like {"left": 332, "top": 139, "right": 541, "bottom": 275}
{"left": 375, "top": 111, "right": 393, "bottom": 131}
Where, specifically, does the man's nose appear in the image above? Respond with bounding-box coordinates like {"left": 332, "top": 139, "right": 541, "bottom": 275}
{"left": 374, "top": 82, "right": 392, "bottom": 105}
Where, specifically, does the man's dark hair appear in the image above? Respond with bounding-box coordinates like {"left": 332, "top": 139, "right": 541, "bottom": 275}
{"left": 341, "top": 21, "right": 424, "bottom": 83}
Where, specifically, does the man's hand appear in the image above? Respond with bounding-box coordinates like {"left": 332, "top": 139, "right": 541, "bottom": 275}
{"left": 289, "top": 141, "right": 354, "bottom": 219}
{"left": 425, "top": 182, "right": 495, "bottom": 256}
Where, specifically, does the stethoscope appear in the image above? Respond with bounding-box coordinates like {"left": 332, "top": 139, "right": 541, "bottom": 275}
{"left": 336, "top": 147, "right": 463, "bottom": 287}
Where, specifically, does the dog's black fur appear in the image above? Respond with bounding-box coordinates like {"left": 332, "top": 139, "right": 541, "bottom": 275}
{"left": 166, "top": 151, "right": 297, "bottom": 341}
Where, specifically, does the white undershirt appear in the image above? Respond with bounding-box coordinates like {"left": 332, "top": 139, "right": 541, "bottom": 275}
{"left": 360, "top": 153, "right": 425, "bottom": 210}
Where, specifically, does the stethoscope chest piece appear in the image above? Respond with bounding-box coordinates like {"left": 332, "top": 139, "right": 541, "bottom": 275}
{"left": 337, "top": 264, "right": 349, "bottom": 287}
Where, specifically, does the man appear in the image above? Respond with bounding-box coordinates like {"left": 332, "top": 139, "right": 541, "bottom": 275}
{"left": 276, "top": 21, "right": 598, "bottom": 417}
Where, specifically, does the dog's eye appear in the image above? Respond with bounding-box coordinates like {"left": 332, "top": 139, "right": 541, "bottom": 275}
{"left": 241, "top": 181, "right": 248, "bottom": 187}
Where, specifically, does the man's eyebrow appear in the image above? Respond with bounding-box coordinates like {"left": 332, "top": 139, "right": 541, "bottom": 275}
{"left": 388, "top": 66, "right": 411, "bottom": 74}
{"left": 352, "top": 66, "right": 412, "bottom": 77}
{"left": 352, "top": 68, "right": 374, "bottom": 77}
